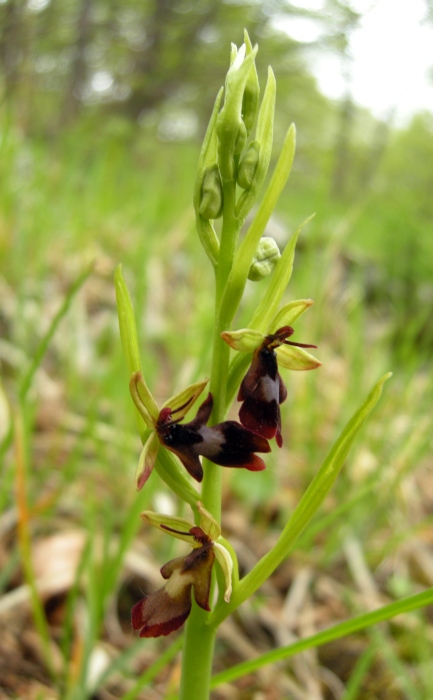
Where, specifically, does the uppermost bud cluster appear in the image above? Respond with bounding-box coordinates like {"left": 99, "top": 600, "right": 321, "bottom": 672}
{"left": 194, "top": 29, "right": 277, "bottom": 258}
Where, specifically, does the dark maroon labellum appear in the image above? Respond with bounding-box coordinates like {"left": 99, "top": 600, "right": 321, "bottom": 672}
{"left": 238, "top": 326, "right": 317, "bottom": 447}
{"left": 156, "top": 393, "right": 271, "bottom": 481}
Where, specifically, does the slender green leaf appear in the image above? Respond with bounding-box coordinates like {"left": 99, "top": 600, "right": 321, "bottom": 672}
{"left": 114, "top": 264, "right": 142, "bottom": 376}
{"left": 210, "top": 586, "right": 433, "bottom": 687}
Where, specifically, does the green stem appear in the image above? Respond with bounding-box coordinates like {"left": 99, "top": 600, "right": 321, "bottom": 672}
{"left": 201, "top": 169, "right": 239, "bottom": 518}
{"left": 179, "top": 139, "right": 242, "bottom": 700}
{"left": 179, "top": 603, "right": 217, "bottom": 700}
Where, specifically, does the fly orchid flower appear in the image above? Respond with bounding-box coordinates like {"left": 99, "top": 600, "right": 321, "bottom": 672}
{"left": 155, "top": 392, "right": 271, "bottom": 482}
{"left": 132, "top": 502, "right": 233, "bottom": 638}
{"left": 130, "top": 374, "right": 271, "bottom": 488}
{"left": 222, "top": 305, "right": 320, "bottom": 447}
{"left": 129, "top": 371, "right": 209, "bottom": 490}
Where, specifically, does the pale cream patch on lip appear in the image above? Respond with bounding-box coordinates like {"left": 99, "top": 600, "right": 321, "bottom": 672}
{"left": 195, "top": 427, "right": 225, "bottom": 457}
{"left": 258, "top": 374, "right": 279, "bottom": 403}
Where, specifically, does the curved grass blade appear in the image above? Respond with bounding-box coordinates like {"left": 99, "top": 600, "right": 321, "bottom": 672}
{"left": 210, "top": 586, "right": 433, "bottom": 688}
{"left": 119, "top": 635, "right": 183, "bottom": 700}
{"left": 0, "top": 263, "right": 93, "bottom": 467}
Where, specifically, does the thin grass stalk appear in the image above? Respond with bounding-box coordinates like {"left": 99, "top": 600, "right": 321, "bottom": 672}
{"left": 209, "top": 586, "right": 433, "bottom": 687}
{"left": 119, "top": 635, "right": 184, "bottom": 700}
{"left": 14, "top": 406, "right": 56, "bottom": 680}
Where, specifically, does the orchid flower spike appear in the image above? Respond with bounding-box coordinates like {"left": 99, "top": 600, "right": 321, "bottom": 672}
{"left": 132, "top": 502, "right": 233, "bottom": 638}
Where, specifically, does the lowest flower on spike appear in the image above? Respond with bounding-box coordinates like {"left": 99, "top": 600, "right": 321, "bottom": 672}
{"left": 132, "top": 502, "right": 233, "bottom": 638}
{"left": 222, "top": 321, "right": 320, "bottom": 447}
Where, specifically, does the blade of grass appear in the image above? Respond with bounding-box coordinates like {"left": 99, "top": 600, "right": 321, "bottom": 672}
{"left": 62, "top": 538, "right": 92, "bottom": 697}
{"left": 119, "top": 634, "right": 183, "bottom": 700}
{"left": 341, "top": 642, "right": 376, "bottom": 700}
{"left": 19, "top": 263, "right": 94, "bottom": 402}
{"left": 369, "top": 627, "right": 422, "bottom": 700}
{"left": 210, "top": 586, "right": 433, "bottom": 687}
{"left": 14, "top": 405, "right": 55, "bottom": 680}
{"left": 0, "top": 263, "right": 94, "bottom": 468}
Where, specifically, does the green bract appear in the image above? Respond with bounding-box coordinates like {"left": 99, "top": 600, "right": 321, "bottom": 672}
{"left": 241, "top": 30, "right": 260, "bottom": 134}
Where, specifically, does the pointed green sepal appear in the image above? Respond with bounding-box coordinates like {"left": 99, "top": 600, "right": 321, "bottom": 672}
{"left": 269, "top": 299, "right": 314, "bottom": 332}
{"left": 135, "top": 431, "right": 159, "bottom": 490}
{"left": 129, "top": 371, "right": 158, "bottom": 427}
{"left": 221, "top": 328, "right": 264, "bottom": 352}
{"left": 217, "top": 44, "right": 258, "bottom": 175}
{"left": 276, "top": 345, "right": 321, "bottom": 371}
{"left": 162, "top": 378, "right": 209, "bottom": 416}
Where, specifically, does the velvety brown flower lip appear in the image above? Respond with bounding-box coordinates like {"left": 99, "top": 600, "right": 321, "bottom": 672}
{"left": 131, "top": 540, "right": 215, "bottom": 638}
{"left": 155, "top": 392, "right": 271, "bottom": 481}
{"left": 238, "top": 326, "right": 317, "bottom": 447}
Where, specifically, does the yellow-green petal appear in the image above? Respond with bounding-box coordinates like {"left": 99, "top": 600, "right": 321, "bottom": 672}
{"left": 140, "top": 510, "right": 199, "bottom": 545}
{"left": 214, "top": 543, "right": 234, "bottom": 602}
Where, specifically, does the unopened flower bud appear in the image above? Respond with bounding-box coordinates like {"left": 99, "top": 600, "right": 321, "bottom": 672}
{"left": 237, "top": 141, "right": 259, "bottom": 190}
{"left": 248, "top": 237, "right": 281, "bottom": 281}
{"left": 199, "top": 164, "right": 223, "bottom": 220}
{"left": 234, "top": 120, "right": 247, "bottom": 156}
